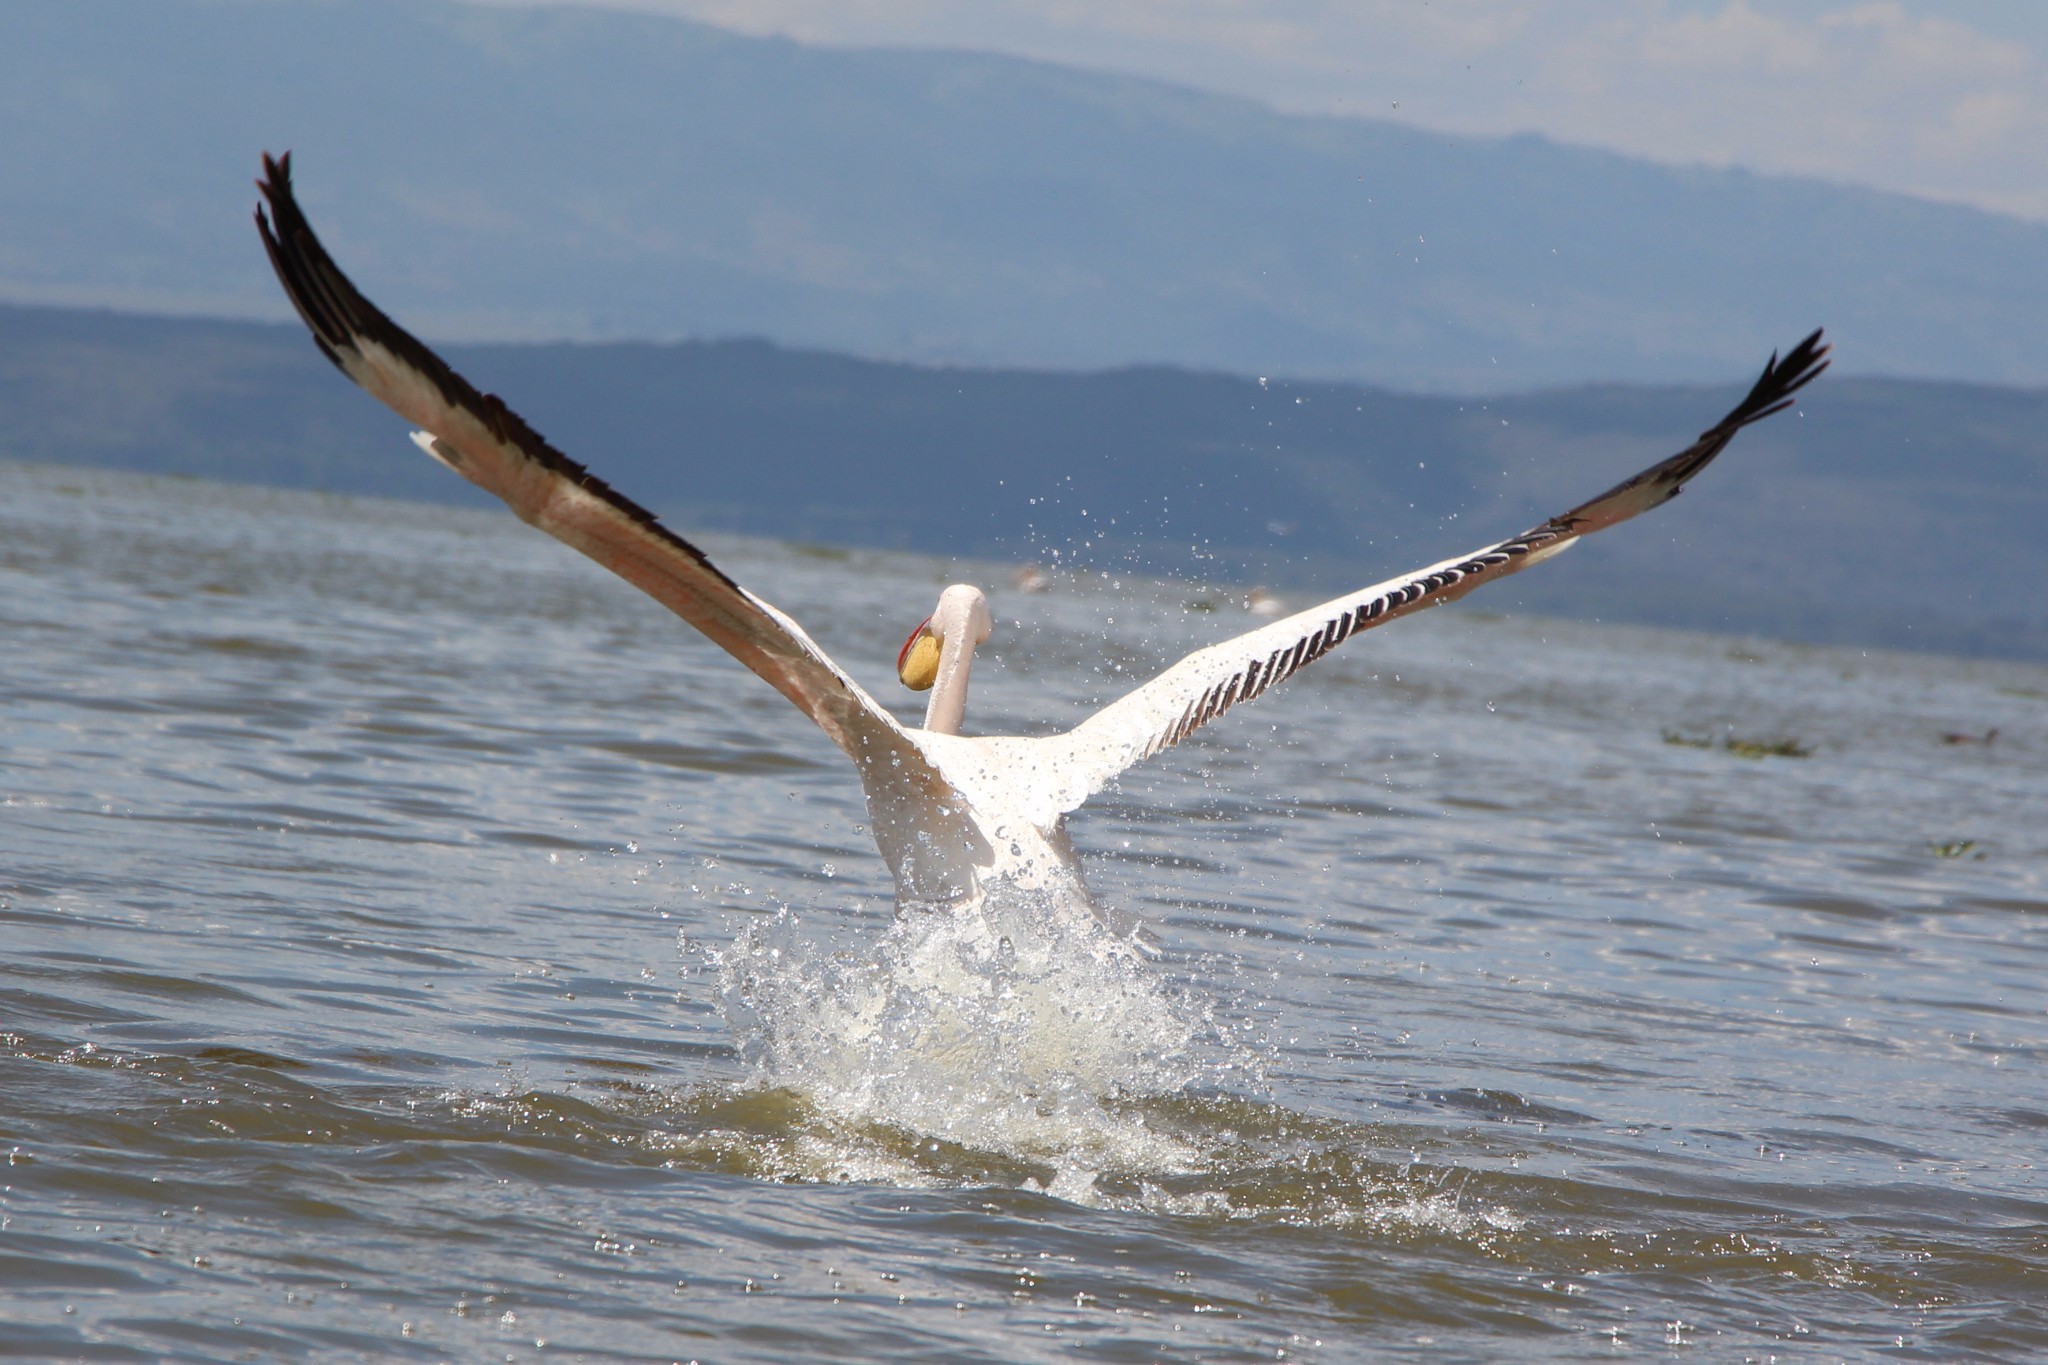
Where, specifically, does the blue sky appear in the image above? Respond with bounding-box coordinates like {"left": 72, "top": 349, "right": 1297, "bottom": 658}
{"left": 481, "top": 0, "right": 2048, "bottom": 221}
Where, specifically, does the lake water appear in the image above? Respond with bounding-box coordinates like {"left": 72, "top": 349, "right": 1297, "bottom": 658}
{"left": 3, "top": 457, "right": 2044, "bottom": 1362}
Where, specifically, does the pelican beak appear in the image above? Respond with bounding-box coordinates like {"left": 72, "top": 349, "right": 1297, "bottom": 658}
{"left": 897, "top": 616, "right": 940, "bottom": 691}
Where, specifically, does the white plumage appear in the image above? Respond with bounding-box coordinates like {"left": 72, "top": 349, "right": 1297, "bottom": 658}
{"left": 256, "top": 153, "right": 1828, "bottom": 918}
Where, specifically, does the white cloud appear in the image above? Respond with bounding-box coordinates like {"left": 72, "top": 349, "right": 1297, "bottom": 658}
{"left": 1489, "top": 3, "right": 2048, "bottom": 215}
{"left": 479, "top": 0, "right": 2048, "bottom": 220}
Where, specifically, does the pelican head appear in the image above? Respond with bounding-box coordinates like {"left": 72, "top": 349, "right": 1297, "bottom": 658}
{"left": 897, "top": 584, "right": 992, "bottom": 735}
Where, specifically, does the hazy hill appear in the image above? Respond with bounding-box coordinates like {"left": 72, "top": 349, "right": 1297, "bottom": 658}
{"left": 3, "top": 0, "right": 2046, "bottom": 391}
{"left": 4, "top": 303, "right": 2042, "bottom": 661}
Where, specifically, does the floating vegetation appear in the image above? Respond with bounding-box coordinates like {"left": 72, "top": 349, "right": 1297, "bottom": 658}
{"left": 1662, "top": 731, "right": 1811, "bottom": 759}
{"left": 1931, "top": 839, "right": 1984, "bottom": 860}
{"left": 785, "top": 542, "right": 853, "bottom": 562}
{"left": 1724, "top": 736, "right": 1812, "bottom": 760}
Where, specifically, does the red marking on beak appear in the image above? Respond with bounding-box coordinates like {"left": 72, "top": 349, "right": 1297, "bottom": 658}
{"left": 897, "top": 616, "right": 934, "bottom": 672}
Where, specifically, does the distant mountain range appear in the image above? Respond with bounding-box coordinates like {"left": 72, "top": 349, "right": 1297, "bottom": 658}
{"left": 4, "top": 0, "right": 2047, "bottom": 391}
{"left": 5, "top": 303, "right": 2042, "bottom": 662}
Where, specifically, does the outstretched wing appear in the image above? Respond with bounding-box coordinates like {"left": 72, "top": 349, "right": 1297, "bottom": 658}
{"left": 253, "top": 152, "right": 939, "bottom": 784}
{"left": 1026, "top": 331, "right": 1829, "bottom": 812}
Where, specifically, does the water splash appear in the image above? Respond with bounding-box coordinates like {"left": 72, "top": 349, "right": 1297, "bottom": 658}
{"left": 715, "top": 885, "right": 1218, "bottom": 1179}
{"left": 705, "top": 892, "right": 1535, "bottom": 1237}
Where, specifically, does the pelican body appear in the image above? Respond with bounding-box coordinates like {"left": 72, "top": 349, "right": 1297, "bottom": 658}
{"left": 254, "top": 154, "right": 1828, "bottom": 917}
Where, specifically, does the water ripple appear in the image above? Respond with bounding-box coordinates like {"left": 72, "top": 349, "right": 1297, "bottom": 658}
{"left": 4, "top": 461, "right": 2046, "bottom": 1362}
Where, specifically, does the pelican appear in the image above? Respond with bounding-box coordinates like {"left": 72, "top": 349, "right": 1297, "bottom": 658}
{"left": 254, "top": 154, "right": 1828, "bottom": 915}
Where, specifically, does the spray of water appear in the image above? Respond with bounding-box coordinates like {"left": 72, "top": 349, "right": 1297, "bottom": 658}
{"left": 698, "top": 888, "right": 1526, "bottom": 1234}
{"left": 715, "top": 884, "right": 1220, "bottom": 1184}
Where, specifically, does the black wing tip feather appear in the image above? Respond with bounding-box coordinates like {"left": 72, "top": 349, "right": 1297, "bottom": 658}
{"left": 1656, "top": 328, "right": 1831, "bottom": 492}
{"left": 254, "top": 149, "right": 350, "bottom": 368}
{"left": 249, "top": 151, "right": 743, "bottom": 594}
{"left": 1722, "top": 327, "right": 1830, "bottom": 433}
{"left": 256, "top": 149, "right": 292, "bottom": 209}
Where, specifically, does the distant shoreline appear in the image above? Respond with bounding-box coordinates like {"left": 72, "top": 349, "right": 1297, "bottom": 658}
{"left": 4, "top": 303, "right": 2044, "bottom": 663}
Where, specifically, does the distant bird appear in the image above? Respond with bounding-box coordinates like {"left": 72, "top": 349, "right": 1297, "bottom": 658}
{"left": 255, "top": 153, "right": 1828, "bottom": 914}
{"left": 1243, "top": 588, "right": 1287, "bottom": 619}
{"left": 1941, "top": 728, "right": 1999, "bottom": 746}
